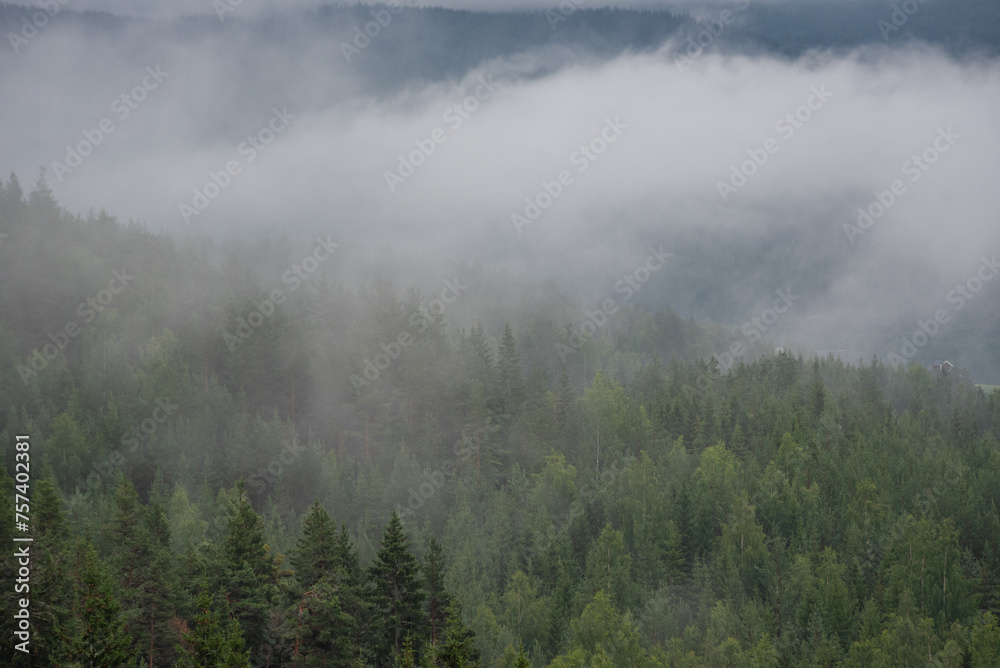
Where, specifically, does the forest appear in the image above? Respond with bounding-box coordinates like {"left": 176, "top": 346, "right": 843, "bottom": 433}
{"left": 2, "top": 175, "right": 1000, "bottom": 667}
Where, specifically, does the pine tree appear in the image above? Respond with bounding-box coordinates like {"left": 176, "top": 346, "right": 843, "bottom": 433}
{"left": 291, "top": 500, "right": 338, "bottom": 588}
{"left": 291, "top": 578, "right": 355, "bottom": 667}
{"left": 436, "top": 601, "right": 480, "bottom": 668}
{"left": 145, "top": 500, "right": 180, "bottom": 666}
{"left": 496, "top": 323, "right": 524, "bottom": 420}
{"left": 287, "top": 503, "right": 363, "bottom": 665}
{"left": 175, "top": 586, "right": 251, "bottom": 668}
{"left": 222, "top": 481, "right": 275, "bottom": 660}
{"left": 335, "top": 524, "right": 371, "bottom": 664}
{"left": 554, "top": 366, "right": 574, "bottom": 429}
{"left": 468, "top": 320, "right": 496, "bottom": 395}
{"left": 500, "top": 642, "right": 531, "bottom": 668}
{"left": 65, "top": 542, "right": 134, "bottom": 668}
{"left": 368, "top": 510, "right": 427, "bottom": 664}
{"left": 424, "top": 536, "right": 451, "bottom": 645}
{"left": 30, "top": 478, "right": 75, "bottom": 664}
{"left": 108, "top": 479, "right": 175, "bottom": 662}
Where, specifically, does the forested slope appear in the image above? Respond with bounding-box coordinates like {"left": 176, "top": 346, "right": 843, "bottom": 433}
{"left": 2, "top": 177, "right": 1000, "bottom": 666}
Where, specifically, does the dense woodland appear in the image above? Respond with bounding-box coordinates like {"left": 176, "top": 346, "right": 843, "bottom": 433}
{"left": 2, "top": 175, "right": 1000, "bottom": 667}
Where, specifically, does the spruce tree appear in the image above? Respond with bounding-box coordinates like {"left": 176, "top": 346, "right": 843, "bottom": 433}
{"left": 436, "top": 601, "right": 480, "bottom": 668}
{"left": 222, "top": 481, "right": 275, "bottom": 660}
{"left": 496, "top": 323, "right": 524, "bottom": 419}
{"left": 291, "top": 500, "right": 337, "bottom": 588}
{"left": 31, "top": 478, "right": 75, "bottom": 664}
{"left": 554, "top": 366, "right": 574, "bottom": 428}
{"left": 335, "top": 524, "right": 370, "bottom": 664}
{"left": 290, "top": 578, "right": 354, "bottom": 667}
{"left": 424, "top": 536, "right": 451, "bottom": 645}
{"left": 108, "top": 480, "right": 178, "bottom": 664}
{"left": 468, "top": 320, "right": 496, "bottom": 395}
{"left": 65, "top": 542, "right": 134, "bottom": 668}
{"left": 175, "top": 586, "right": 251, "bottom": 668}
{"left": 140, "top": 500, "right": 179, "bottom": 666}
{"left": 368, "top": 510, "right": 426, "bottom": 663}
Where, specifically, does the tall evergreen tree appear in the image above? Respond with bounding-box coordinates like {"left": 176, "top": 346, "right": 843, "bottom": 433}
{"left": 424, "top": 536, "right": 451, "bottom": 645}
{"left": 369, "top": 510, "right": 427, "bottom": 663}
{"left": 65, "top": 542, "right": 134, "bottom": 668}
{"left": 142, "top": 500, "right": 180, "bottom": 667}
{"left": 436, "top": 601, "right": 480, "bottom": 668}
{"left": 290, "top": 578, "right": 355, "bottom": 667}
{"left": 108, "top": 480, "right": 178, "bottom": 663}
{"left": 222, "top": 481, "right": 275, "bottom": 661}
{"left": 291, "top": 500, "right": 338, "bottom": 588}
{"left": 496, "top": 323, "right": 524, "bottom": 420}
{"left": 554, "top": 366, "right": 574, "bottom": 429}
{"left": 467, "top": 320, "right": 496, "bottom": 395}
{"left": 335, "top": 524, "right": 371, "bottom": 664}
{"left": 30, "top": 478, "right": 75, "bottom": 664}
{"left": 175, "top": 586, "right": 251, "bottom": 668}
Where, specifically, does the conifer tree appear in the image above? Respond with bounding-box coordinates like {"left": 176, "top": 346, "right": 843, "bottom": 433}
{"left": 335, "top": 524, "right": 371, "bottom": 663}
{"left": 554, "top": 366, "right": 574, "bottom": 428}
{"left": 65, "top": 542, "right": 134, "bottom": 668}
{"left": 496, "top": 323, "right": 524, "bottom": 419}
{"left": 436, "top": 601, "right": 480, "bottom": 668}
{"left": 31, "top": 478, "right": 76, "bottom": 664}
{"left": 290, "top": 578, "right": 355, "bottom": 667}
{"left": 424, "top": 536, "right": 450, "bottom": 645}
{"left": 369, "top": 510, "right": 427, "bottom": 663}
{"left": 175, "top": 586, "right": 251, "bottom": 668}
{"left": 222, "top": 481, "right": 275, "bottom": 660}
{"left": 291, "top": 500, "right": 338, "bottom": 588}
{"left": 108, "top": 481, "right": 180, "bottom": 666}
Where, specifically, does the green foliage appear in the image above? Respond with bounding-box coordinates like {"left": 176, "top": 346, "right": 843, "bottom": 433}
{"left": 64, "top": 542, "right": 134, "bottom": 667}
{"left": 175, "top": 587, "right": 251, "bottom": 668}
{"left": 4, "top": 185, "right": 1000, "bottom": 667}
{"left": 436, "top": 601, "right": 481, "bottom": 667}
{"left": 369, "top": 511, "right": 427, "bottom": 663}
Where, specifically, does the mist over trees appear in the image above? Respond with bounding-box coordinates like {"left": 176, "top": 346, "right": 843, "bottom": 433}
{"left": 2, "top": 176, "right": 1000, "bottom": 666}
{"left": 3, "top": 0, "right": 1000, "bottom": 666}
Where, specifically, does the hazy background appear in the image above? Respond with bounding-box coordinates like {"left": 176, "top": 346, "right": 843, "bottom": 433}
{"left": 2, "top": 0, "right": 999, "bottom": 379}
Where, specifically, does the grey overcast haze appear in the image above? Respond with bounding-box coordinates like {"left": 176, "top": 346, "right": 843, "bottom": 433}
{"left": 3, "top": 1, "right": 1000, "bottom": 666}
{"left": 3, "top": 0, "right": 999, "bottom": 376}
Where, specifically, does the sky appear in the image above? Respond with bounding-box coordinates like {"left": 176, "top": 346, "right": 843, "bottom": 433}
{"left": 2, "top": 0, "right": 846, "bottom": 19}
{"left": 2, "top": 1, "right": 998, "bottom": 371}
